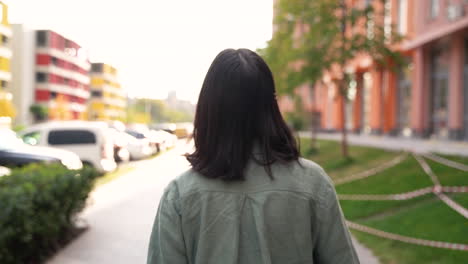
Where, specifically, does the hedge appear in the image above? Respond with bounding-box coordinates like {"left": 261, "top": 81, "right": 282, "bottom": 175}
{"left": 0, "top": 163, "right": 98, "bottom": 263}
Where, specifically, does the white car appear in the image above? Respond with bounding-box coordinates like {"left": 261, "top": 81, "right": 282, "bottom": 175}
{"left": 151, "top": 129, "right": 178, "bottom": 149}
{"left": 124, "top": 133, "right": 153, "bottom": 160}
{"left": 0, "top": 128, "right": 82, "bottom": 170}
{"left": 21, "top": 121, "right": 117, "bottom": 173}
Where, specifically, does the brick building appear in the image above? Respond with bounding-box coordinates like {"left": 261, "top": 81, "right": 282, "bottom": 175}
{"left": 277, "top": 0, "right": 468, "bottom": 141}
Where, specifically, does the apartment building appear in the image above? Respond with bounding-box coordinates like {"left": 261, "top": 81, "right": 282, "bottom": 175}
{"left": 11, "top": 26, "right": 90, "bottom": 125}
{"left": 88, "top": 63, "right": 126, "bottom": 121}
{"left": 0, "top": 1, "right": 13, "bottom": 128}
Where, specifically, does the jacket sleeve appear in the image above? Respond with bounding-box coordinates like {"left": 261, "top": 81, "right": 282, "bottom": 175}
{"left": 147, "top": 182, "right": 188, "bottom": 264}
{"left": 313, "top": 172, "right": 360, "bottom": 264}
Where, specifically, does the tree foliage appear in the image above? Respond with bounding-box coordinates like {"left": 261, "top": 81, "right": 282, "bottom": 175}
{"left": 259, "top": 0, "right": 406, "bottom": 157}
{"left": 127, "top": 98, "right": 194, "bottom": 124}
{"left": 259, "top": 0, "right": 405, "bottom": 95}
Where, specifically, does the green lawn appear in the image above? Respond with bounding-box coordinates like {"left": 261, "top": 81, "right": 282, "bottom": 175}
{"left": 340, "top": 194, "right": 434, "bottom": 221}
{"left": 300, "top": 138, "right": 468, "bottom": 264}
{"left": 438, "top": 154, "right": 468, "bottom": 166}
{"left": 336, "top": 156, "right": 433, "bottom": 194}
{"left": 301, "top": 138, "right": 399, "bottom": 180}
{"left": 425, "top": 159, "right": 468, "bottom": 186}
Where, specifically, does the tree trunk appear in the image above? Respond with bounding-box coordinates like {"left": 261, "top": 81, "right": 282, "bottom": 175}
{"left": 309, "top": 85, "right": 317, "bottom": 150}
{"left": 340, "top": 82, "right": 349, "bottom": 158}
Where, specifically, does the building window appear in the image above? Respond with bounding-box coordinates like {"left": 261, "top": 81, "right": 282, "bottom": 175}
{"left": 51, "top": 57, "right": 58, "bottom": 66}
{"left": 1, "top": 80, "right": 7, "bottom": 89}
{"left": 91, "top": 63, "right": 103, "bottom": 73}
{"left": 430, "top": 0, "right": 439, "bottom": 19}
{"left": 91, "top": 90, "right": 103, "bottom": 98}
{"left": 398, "top": 0, "right": 408, "bottom": 35}
{"left": 36, "top": 31, "right": 48, "bottom": 47}
{"left": 50, "top": 92, "right": 57, "bottom": 99}
{"left": 36, "top": 72, "right": 48, "bottom": 83}
{"left": 1, "top": 35, "right": 7, "bottom": 45}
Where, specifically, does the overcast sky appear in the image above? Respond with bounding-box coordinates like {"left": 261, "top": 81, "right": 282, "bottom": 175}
{"left": 7, "top": 0, "right": 273, "bottom": 102}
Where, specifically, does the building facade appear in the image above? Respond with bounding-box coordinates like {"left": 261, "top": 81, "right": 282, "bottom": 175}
{"left": 0, "top": 1, "right": 13, "bottom": 128}
{"left": 278, "top": 0, "right": 468, "bottom": 141}
{"left": 11, "top": 26, "right": 90, "bottom": 125}
{"left": 88, "top": 63, "right": 126, "bottom": 121}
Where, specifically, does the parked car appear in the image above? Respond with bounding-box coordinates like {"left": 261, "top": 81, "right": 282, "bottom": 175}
{"left": 20, "top": 121, "right": 116, "bottom": 173}
{"left": 151, "top": 129, "right": 178, "bottom": 149}
{"left": 174, "top": 123, "right": 194, "bottom": 139}
{"left": 124, "top": 133, "right": 153, "bottom": 160}
{"left": 108, "top": 128, "right": 131, "bottom": 163}
{"left": 151, "top": 123, "right": 176, "bottom": 134}
{"left": 0, "top": 128, "right": 82, "bottom": 170}
{"left": 126, "top": 129, "right": 158, "bottom": 154}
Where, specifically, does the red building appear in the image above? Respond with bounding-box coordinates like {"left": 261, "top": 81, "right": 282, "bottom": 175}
{"left": 12, "top": 26, "right": 90, "bottom": 124}
{"left": 277, "top": 0, "right": 468, "bottom": 141}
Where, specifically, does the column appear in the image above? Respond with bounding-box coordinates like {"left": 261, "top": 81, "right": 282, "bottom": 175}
{"left": 352, "top": 73, "right": 363, "bottom": 133}
{"left": 370, "top": 68, "right": 383, "bottom": 134}
{"left": 448, "top": 33, "right": 464, "bottom": 140}
{"left": 383, "top": 69, "right": 398, "bottom": 134}
{"left": 411, "top": 47, "right": 429, "bottom": 137}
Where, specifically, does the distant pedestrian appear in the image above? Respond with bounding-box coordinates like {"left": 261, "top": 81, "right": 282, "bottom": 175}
{"left": 147, "top": 49, "right": 359, "bottom": 264}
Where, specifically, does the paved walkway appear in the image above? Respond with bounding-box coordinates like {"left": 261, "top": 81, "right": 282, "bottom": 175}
{"left": 47, "top": 144, "right": 191, "bottom": 264}
{"left": 47, "top": 142, "right": 380, "bottom": 264}
{"left": 299, "top": 131, "right": 468, "bottom": 157}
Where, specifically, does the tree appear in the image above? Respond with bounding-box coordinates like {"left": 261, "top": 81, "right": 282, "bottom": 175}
{"left": 29, "top": 104, "right": 48, "bottom": 123}
{"left": 259, "top": 0, "right": 405, "bottom": 158}
{"left": 127, "top": 98, "right": 194, "bottom": 124}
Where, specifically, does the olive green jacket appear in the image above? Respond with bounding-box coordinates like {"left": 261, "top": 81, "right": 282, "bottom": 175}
{"left": 147, "top": 158, "right": 359, "bottom": 264}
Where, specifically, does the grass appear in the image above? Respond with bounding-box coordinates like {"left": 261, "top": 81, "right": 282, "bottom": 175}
{"left": 340, "top": 194, "right": 434, "bottom": 221}
{"left": 300, "top": 138, "right": 399, "bottom": 180}
{"left": 438, "top": 154, "right": 468, "bottom": 166}
{"left": 300, "top": 138, "right": 468, "bottom": 264}
{"left": 336, "top": 156, "right": 433, "bottom": 194}
{"left": 362, "top": 194, "right": 468, "bottom": 243}
{"left": 425, "top": 159, "right": 468, "bottom": 186}
{"left": 352, "top": 231, "right": 468, "bottom": 264}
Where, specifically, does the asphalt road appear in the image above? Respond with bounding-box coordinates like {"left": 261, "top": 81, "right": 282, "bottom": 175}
{"left": 48, "top": 141, "right": 379, "bottom": 264}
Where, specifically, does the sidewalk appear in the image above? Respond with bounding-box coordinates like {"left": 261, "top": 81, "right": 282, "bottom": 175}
{"left": 299, "top": 131, "right": 468, "bottom": 157}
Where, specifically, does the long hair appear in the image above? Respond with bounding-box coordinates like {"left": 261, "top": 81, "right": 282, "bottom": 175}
{"left": 187, "top": 49, "right": 299, "bottom": 180}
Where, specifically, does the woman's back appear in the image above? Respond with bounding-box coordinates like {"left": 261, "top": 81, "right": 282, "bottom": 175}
{"left": 148, "top": 158, "right": 359, "bottom": 264}
{"left": 147, "top": 49, "right": 359, "bottom": 264}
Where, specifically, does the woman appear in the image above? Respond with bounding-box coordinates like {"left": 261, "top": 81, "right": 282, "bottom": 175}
{"left": 147, "top": 49, "right": 359, "bottom": 264}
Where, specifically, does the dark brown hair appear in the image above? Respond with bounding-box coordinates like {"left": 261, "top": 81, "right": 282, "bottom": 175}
{"left": 187, "top": 48, "right": 299, "bottom": 180}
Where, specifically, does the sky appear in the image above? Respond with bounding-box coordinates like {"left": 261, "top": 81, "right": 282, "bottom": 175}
{"left": 6, "top": 0, "right": 273, "bottom": 103}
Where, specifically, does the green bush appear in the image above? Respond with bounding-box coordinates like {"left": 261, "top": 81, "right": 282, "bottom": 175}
{"left": 0, "top": 163, "right": 98, "bottom": 263}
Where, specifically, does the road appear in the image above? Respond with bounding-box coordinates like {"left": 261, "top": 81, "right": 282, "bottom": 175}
{"left": 48, "top": 141, "right": 379, "bottom": 264}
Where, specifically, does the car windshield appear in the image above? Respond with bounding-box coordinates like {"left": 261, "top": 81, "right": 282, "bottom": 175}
{"left": 0, "top": 129, "right": 25, "bottom": 150}
{"left": 126, "top": 130, "right": 145, "bottom": 139}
